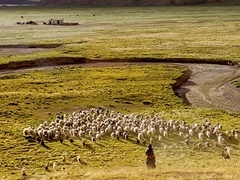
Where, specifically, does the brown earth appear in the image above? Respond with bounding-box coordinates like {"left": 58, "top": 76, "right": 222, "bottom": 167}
{"left": 0, "top": 47, "right": 239, "bottom": 113}
{"left": 177, "top": 63, "right": 240, "bottom": 113}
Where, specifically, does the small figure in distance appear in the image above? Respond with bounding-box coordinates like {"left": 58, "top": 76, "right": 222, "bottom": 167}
{"left": 145, "top": 144, "right": 156, "bottom": 169}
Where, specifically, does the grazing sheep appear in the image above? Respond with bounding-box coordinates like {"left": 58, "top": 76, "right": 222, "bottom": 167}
{"left": 23, "top": 108, "right": 239, "bottom": 161}
{"left": 235, "top": 133, "right": 239, "bottom": 141}
{"left": 96, "top": 133, "right": 101, "bottom": 141}
{"left": 149, "top": 137, "right": 153, "bottom": 144}
{"left": 53, "top": 162, "right": 57, "bottom": 171}
{"left": 22, "top": 167, "right": 26, "bottom": 176}
{"left": 179, "top": 131, "right": 184, "bottom": 138}
{"left": 184, "top": 139, "right": 190, "bottom": 146}
{"left": 198, "top": 132, "right": 204, "bottom": 141}
{"left": 217, "top": 134, "right": 225, "bottom": 145}
{"left": 111, "top": 132, "right": 116, "bottom": 139}
{"left": 205, "top": 130, "right": 211, "bottom": 139}
{"left": 91, "top": 136, "right": 96, "bottom": 143}
{"left": 222, "top": 150, "right": 230, "bottom": 159}
{"left": 62, "top": 165, "right": 66, "bottom": 171}
{"left": 205, "top": 142, "right": 210, "bottom": 148}
{"left": 45, "top": 163, "right": 49, "bottom": 171}
{"left": 197, "top": 142, "right": 202, "bottom": 149}
{"left": 163, "top": 131, "right": 168, "bottom": 137}
{"left": 77, "top": 156, "right": 81, "bottom": 163}
{"left": 224, "top": 146, "right": 232, "bottom": 156}
{"left": 158, "top": 135, "right": 162, "bottom": 141}
{"left": 62, "top": 155, "right": 66, "bottom": 164}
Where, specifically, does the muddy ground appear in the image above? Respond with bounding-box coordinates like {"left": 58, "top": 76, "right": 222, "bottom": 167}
{"left": 0, "top": 48, "right": 239, "bottom": 113}
{"left": 177, "top": 63, "right": 240, "bottom": 113}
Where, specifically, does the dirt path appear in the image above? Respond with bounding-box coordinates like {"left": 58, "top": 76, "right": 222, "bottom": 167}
{"left": 177, "top": 63, "right": 240, "bottom": 113}
{"left": 0, "top": 60, "right": 239, "bottom": 113}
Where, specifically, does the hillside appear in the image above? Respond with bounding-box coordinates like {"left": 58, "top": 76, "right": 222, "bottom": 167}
{"left": 0, "top": 0, "right": 40, "bottom": 4}
{"left": 40, "top": 0, "right": 240, "bottom": 5}
{"left": 0, "top": 0, "right": 28, "bottom": 4}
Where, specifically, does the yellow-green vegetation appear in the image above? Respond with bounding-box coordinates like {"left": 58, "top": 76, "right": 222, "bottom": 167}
{"left": 0, "top": 6, "right": 240, "bottom": 63}
{"left": 0, "top": 5, "right": 239, "bottom": 180}
{"left": 0, "top": 65, "right": 239, "bottom": 179}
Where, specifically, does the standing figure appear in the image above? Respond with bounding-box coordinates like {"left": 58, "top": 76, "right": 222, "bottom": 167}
{"left": 145, "top": 144, "right": 156, "bottom": 169}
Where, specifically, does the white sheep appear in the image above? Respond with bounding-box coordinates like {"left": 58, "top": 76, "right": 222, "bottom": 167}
{"left": 235, "top": 133, "right": 239, "bottom": 141}
{"left": 53, "top": 162, "right": 57, "bottom": 171}
{"left": 21, "top": 167, "right": 26, "bottom": 176}
{"left": 198, "top": 132, "right": 204, "bottom": 141}
{"left": 217, "top": 134, "right": 225, "bottom": 145}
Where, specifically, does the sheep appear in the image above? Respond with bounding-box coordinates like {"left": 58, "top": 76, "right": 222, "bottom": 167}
{"left": 53, "top": 162, "right": 57, "bottom": 171}
{"left": 197, "top": 142, "right": 202, "bottom": 149}
{"left": 96, "top": 133, "right": 101, "bottom": 141}
{"left": 137, "top": 133, "right": 144, "bottom": 141}
{"left": 184, "top": 139, "right": 190, "bottom": 146}
{"left": 188, "top": 129, "right": 194, "bottom": 136}
{"left": 149, "top": 137, "right": 153, "bottom": 144}
{"left": 111, "top": 132, "right": 116, "bottom": 139}
{"left": 124, "top": 133, "right": 129, "bottom": 140}
{"left": 163, "top": 130, "right": 168, "bottom": 137}
{"left": 224, "top": 146, "right": 232, "bottom": 156}
{"left": 217, "top": 134, "right": 225, "bottom": 145}
{"left": 45, "top": 163, "right": 49, "bottom": 171}
{"left": 179, "top": 131, "right": 184, "bottom": 137}
{"left": 205, "top": 142, "right": 210, "bottom": 148}
{"left": 23, "top": 108, "right": 239, "bottom": 162}
{"left": 205, "top": 130, "right": 211, "bottom": 139}
{"left": 198, "top": 132, "right": 204, "bottom": 141}
{"left": 77, "top": 156, "right": 81, "bottom": 163}
{"left": 91, "top": 136, "right": 96, "bottom": 143}
{"left": 158, "top": 135, "right": 162, "bottom": 141}
{"left": 23, "top": 128, "right": 29, "bottom": 137}
{"left": 222, "top": 150, "right": 230, "bottom": 159}
{"left": 235, "top": 132, "right": 239, "bottom": 141}
{"left": 22, "top": 167, "right": 26, "bottom": 176}
{"left": 62, "top": 155, "right": 66, "bottom": 164}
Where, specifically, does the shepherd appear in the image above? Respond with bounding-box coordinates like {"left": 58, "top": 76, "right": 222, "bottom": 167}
{"left": 145, "top": 144, "right": 156, "bottom": 169}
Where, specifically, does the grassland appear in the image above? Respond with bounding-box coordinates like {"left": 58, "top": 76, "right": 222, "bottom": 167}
{"left": 0, "top": 5, "right": 239, "bottom": 180}
{"left": 0, "top": 6, "right": 240, "bottom": 63}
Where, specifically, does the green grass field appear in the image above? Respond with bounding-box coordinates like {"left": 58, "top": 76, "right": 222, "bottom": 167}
{"left": 0, "top": 5, "right": 239, "bottom": 180}
{"left": 0, "top": 6, "right": 240, "bottom": 63}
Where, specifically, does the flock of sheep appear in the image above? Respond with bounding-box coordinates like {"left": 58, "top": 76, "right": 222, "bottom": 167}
{"left": 23, "top": 107, "right": 239, "bottom": 156}
{"left": 21, "top": 107, "right": 239, "bottom": 175}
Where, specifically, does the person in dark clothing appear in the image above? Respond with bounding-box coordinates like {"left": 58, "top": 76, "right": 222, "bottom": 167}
{"left": 145, "top": 144, "right": 156, "bottom": 169}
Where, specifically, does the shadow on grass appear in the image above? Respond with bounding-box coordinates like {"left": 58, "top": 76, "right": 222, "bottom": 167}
{"left": 80, "top": 160, "right": 88, "bottom": 166}
{"left": 71, "top": 143, "right": 82, "bottom": 148}
{"left": 84, "top": 143, "right": 95, "bottom": 153}
{"left": 61, "top": 142, "right": 70, "bottom": 146}
{"left": 42, "top": 144, "right": 50, "bottom": 150}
